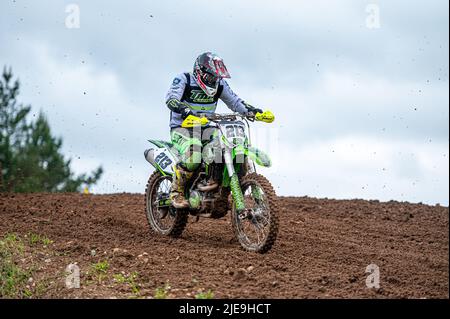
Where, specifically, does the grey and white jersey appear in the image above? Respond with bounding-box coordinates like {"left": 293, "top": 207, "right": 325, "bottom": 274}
{"left": 165, "top": 72, "right": 248, "bottom": 128}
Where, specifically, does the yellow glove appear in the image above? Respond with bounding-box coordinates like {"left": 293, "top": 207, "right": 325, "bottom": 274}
{"left": 255, "top": 110, "right": 275, "bottom": 123}
{"left": 181, "top": 114, "right": 209, "bottom": 128}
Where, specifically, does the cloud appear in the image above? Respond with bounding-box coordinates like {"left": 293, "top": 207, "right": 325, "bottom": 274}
{"left": 1, "top": 38, "right": 164, "bottom": 193}
{"left": 266, "top": 136, "right": 449, "bottom": 205}
{"left": 238, "top": 69, "right": 449, "bottom": 144}
{"left": 0, "top": 0, "right": 448, "bottom": 204}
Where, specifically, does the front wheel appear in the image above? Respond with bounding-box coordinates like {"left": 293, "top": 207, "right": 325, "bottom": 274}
{"left": 231, "top": 173, "right": 279, "bottom": 253}
{"left": 145, "top": 171, "right": 188, "bottom": 237}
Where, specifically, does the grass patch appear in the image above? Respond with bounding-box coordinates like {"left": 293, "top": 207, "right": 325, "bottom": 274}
{"left": 113, "top": 272, "right": 140, "bottom": 296}
{"left": 92, "top": 260, "right": 109, "bottom": 273}
{"left": 0, "top": 233, "right": 60, "bottom": 298}
{"left": 154, "top": 283, "right": 171, "bottom": 299}
{"left": 3, "top": 233, "right": 24, "bottom": 253}
{"left": 0, "top": 234, "right": 32, "bottom": 298}
{"left": 195, "top": 289, "right": 214, "bottom": 299}
{"left": 90, "top": 260, "right": 110, "bottom": 283}
{"left": 113, "top": 273, "right": 127, "bottom": 284}
{"left": 27, "top": 233, "right": 53, "bottom": 247}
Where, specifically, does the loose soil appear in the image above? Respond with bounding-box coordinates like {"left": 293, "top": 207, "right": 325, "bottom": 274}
{"left": 0, "top": 193, "right": 448, "bottom": 298}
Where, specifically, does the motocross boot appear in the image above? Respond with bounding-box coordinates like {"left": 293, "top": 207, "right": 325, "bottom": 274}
{"left": 170, "top": 164, "right": 193, "bottom": 209}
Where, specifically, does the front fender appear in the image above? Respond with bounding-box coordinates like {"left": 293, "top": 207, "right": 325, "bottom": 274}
{"left": 245, "top": 146, "right": 271, "bottom": 167}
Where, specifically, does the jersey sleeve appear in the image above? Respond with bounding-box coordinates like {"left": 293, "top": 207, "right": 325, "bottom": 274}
{"left": 219, "top": 80, "right": 248, "bottom": 114}
{"left": 165, "top": 73, "right": 187, "bottom": 103}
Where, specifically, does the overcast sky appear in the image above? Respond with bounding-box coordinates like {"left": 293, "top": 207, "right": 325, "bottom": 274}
{"left": 1, "top": 0, "right": 448, "bottom": 205}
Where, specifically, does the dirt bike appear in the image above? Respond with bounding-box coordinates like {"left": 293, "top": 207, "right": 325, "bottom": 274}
{"left": 143, "top": 111, "right": 278, "bottom": 253}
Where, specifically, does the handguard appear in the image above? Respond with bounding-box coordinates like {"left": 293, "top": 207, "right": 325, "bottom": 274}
{"left": 181, "top": 114, "right": 209, "bottom": 128}
{"left": 255, "top": 110, "right": 275, "bottom": 123}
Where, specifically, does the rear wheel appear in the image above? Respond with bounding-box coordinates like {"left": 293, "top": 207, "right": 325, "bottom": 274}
{"left": 145, "top": 171, "right": 188, "bottom": 237}
{"left": 231, "top": 173, "right": 279, "bottom": 253}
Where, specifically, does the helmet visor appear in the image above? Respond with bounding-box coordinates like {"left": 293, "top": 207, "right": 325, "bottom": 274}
{"left": 201, "top": 71, "right": 219, "bottom": 87}
{"left": 213, "top": 59, "right": 231, "bottom": 78}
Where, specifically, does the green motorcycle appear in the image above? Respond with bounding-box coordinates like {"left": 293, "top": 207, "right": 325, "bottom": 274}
{"left": 144, "top": 111, "right": 278, "bottom": 253}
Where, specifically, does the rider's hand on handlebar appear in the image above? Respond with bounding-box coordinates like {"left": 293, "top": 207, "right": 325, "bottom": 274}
{"left": 255, "top": 110, "right": 275, "bottom": 123}
{"left": 243, "top": 102, "right": 263, "bottom": 116}
{"left": 181, "top": 114, "right": 209, "bottom": 128}
{"left": 180, "top": 107, "right": 194, "bottom": 120}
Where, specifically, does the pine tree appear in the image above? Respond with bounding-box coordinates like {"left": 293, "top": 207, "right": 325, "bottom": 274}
{"left": 0, "top": 67, "right": 30, "bottom": 191}
{"left": 0, "top": 67, "right": 103, "bottom": 192}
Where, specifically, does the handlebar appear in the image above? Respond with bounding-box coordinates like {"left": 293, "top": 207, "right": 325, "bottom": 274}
{"left": 201, "top": 112, "right": 255, "bottom": 122}
{"left": 181, "top": 111, "right": 274, "bottom": 129}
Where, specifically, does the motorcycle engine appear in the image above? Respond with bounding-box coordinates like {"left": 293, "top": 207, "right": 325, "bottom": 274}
{"left": 188, "top": 190, "right": 202, "bottom": 209}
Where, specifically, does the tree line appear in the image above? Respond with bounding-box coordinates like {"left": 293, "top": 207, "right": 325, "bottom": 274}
{"left": 0, "top": 67, "right": 102, "bottom": 192}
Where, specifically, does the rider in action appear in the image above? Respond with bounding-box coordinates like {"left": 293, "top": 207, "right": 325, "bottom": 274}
{"left": 165, "top": 52, "right": 267, "bottom": 209}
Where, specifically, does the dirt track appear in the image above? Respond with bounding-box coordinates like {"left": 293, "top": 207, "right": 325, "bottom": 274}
{"left": 0, "top": 193, "right": 448, "bottom": 299}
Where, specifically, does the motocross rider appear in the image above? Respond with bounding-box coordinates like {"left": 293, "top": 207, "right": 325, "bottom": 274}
{"left": 165, "top": 52, "right": 266, "bottom": 209}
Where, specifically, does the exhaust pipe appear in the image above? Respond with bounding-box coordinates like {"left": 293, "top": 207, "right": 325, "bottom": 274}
{"left": 144, "top": 148, "right": 155, "bottom": 165}
{"left": 197, "top": 182, "right": 219, "bottom": 192}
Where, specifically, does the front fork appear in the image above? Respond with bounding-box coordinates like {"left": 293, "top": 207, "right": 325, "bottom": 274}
{"left": 223, "top": 147, "right": 246, "bottom": 212}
